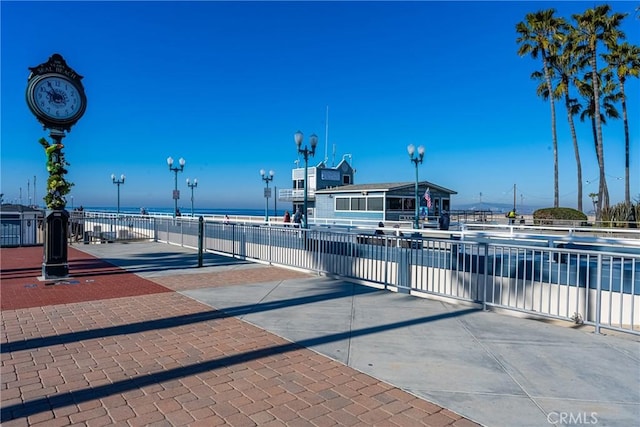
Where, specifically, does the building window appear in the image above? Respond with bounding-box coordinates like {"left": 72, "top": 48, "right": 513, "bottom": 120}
{"left": 387, "top": 198, "right": 403, "bottom": 211}
{"left": 335, "top": 196, "right": 382, "bottom": 212}
{"left": 367, "top": 197, "right": 383, "bottom": 211}
{"left": 336, "top": 198, "right": 349, "bottom": 211}
{"left": 351, "top": 197, "right": 366, "bottom": 211}
{"left": 343, "top": 175, "right": 351, "bottom": 185}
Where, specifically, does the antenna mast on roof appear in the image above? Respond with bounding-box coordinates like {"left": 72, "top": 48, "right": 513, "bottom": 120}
{"left": 324, "top": 105, "right": 329, "bottom": 165}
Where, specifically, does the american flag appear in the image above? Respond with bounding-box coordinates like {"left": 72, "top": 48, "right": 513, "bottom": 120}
{"left": 423, "top": 188, "right": 432, "bottom": 208}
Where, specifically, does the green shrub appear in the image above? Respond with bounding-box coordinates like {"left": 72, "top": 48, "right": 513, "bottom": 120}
{"left": 601, "top": 202, "right": 639, "bottom": 228}
{"left": 533, "top": 207, "right": 587, "bottom": 225}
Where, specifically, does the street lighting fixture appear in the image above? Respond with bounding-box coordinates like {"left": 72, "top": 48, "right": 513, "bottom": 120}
{"left": 407, "top": 144, "right": 425, "bottom": 229}
{"left": 260, "top": 169, "right": 275, "bottom": 223}
{"left": 295, "top": 131, "right": 318, "bottom": 229}
{"left": 111, "top": 173, "right": 125, "bottom": 216}
{"left": 167, "top": 156, "right": 185, "bottom": 217}
{"left": 186, "top": 178, "right": 198, "bottom": 217}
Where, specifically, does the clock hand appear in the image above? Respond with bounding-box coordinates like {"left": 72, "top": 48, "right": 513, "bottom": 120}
{"left": 46, "top": 81, "right": 64, "bottom": 103}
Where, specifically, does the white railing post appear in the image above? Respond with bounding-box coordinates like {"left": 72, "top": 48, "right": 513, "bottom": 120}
{"left": 595, "top": 254, "right": 603, "bottom": 335}
{"left": 482, "top": 242, "right": 488, "bottom": 310}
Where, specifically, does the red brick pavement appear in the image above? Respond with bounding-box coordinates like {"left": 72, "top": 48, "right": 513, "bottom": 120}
{"left": 0, "top": 247, "right": 171, "bottom": 310}
{"left": 1, "top": 245, "right": 480, "bottom": 426}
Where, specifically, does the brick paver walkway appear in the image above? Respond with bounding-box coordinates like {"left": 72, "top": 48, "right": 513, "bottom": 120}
{"left": 1, "top": 246, "right": 479, "bottom": 426}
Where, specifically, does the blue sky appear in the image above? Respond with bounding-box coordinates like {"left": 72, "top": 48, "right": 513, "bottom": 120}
{"left": 2, "top": 1, "right": 639, "bottom": 211}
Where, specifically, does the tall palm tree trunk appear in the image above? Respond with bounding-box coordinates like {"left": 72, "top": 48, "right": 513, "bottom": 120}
{"left": 620, "top": 83, "right": 630, "bottom": 205}
{"left": 591, "top": 48, "right": 609, "bottom": 218}
{"left": 564, "top": 91, "right": 583, "bottom": 212}
{"left": 543, "top": 57, "right": 560, "bottom": 208}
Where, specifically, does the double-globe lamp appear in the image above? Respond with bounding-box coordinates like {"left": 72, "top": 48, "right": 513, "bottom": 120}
{"left": 407, "top": 144, "right": 425, "bottom": 229}
{"left": 294, "top": 131, "right": 318, "bottom": 229}
{"left": 167, "top": 156, "right": 185, "bottom": 217}
{"left": 186, "top": 178, "right": 198, "bottom": 217}
{"left": 111, "top": 173, "right": 125, "bottom": 216}
{"left": 260, "top": 169, "right": 274, "bottom": 223}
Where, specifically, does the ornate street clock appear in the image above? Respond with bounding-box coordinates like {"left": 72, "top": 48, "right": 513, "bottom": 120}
{"left": 26, "top": 53, "right": 87, "bottom": 131}
{"left": 25, "top": 53, "right": 87, "bottom": 280}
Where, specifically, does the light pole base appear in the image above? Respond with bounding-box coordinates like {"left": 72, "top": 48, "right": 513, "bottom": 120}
{"left": 41, "top": 262, "right": 69, "bottom": 279}
{"left": 42, "top": 209, "right": 69, "bottom": 279}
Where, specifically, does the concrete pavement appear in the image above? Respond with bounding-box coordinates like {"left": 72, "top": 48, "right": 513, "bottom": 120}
{"left": 77, "top": 242, "right": 640, "bottom": 427}
{"left": 2, "top": 241, "right": 638, "bottom": 426}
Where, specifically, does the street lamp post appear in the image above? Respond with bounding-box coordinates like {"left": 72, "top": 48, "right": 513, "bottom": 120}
{"left": 260, "top": 169, "right": 274, "bottom": 223}
{"left": 407, "top": 144, "right": 425, "bottom": 229}
{"left": 111, "top": 173, "right": 125, "bottom": 216}
{"left": 186, "top": 178, "right": 198, "bottom": 217}
{"left": 294, "top": 131, "right": 318, "bottom": 229}
{"left": 167, "top": 156, "right": 185, "bottom": 217}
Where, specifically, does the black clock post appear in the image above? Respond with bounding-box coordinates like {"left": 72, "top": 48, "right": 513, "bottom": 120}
{"left": 25, "top": 54, "right": 87, "bottom": 280}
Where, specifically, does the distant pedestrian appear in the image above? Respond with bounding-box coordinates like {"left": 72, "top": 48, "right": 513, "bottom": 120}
{"left": 283, "top": 211, "right": 291, "bottom": 227}
{"left": 438, "top": 211, "right": 450, "bottom": 230}
{"left": 293, "top": 209, "right": 302, "bottom": 227}
{"left": 506, "top": 209, "right": 516, "bottom": 225}
{"left": 176, "top": 208, "right": 181, "bottom": 217}
{"left": 375, "top": 222, "right": 385, "bottom": 235}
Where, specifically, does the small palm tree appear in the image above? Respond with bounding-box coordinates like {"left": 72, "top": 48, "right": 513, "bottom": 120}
{"left": 603, "top": 42, "right": 640, "bottom": 206}
{"left": 517, "top": 9, "right": 567, "bottom": 208}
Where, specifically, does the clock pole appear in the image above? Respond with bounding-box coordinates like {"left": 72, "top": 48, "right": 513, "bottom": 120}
{"left": 26, "top": 54, "right": 87, "bottom": 280}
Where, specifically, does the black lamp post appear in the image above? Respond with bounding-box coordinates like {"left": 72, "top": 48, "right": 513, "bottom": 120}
{"left": 294, "top": 131, "right": 318, "bottom": 229}
{"left": 407, "top": 144, "right": 425, "bottom": 229}
{"left": 186, "top": 178, "right": 198, "bottom": 217}
{"left": 167, "top": 156, "right": 185, "bottom": 217}
{"left": 260, "top": 169, "right": 274, "bottom": 223}
{"left": 111, "top": 174, "right": 125, "bottom": 216}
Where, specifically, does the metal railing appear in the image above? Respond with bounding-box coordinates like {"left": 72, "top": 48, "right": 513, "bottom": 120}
{"left": 23, "top": 211, "right": 640, "bottom": 335}
{"left": 145, "top": 217, "right": 640, "bottom": 335}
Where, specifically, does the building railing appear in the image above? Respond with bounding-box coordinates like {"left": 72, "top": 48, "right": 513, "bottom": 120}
{"left": 278, "top": 188, "right": 316, "bottom": 201}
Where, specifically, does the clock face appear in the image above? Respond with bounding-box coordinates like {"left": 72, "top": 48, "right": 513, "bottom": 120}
{"left": 27, "top": 74, "right": 86, "bottom": 124}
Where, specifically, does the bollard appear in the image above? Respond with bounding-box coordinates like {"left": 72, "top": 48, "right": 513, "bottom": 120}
{"left": 197, "top": 216, "right": 204, "bottom": 268}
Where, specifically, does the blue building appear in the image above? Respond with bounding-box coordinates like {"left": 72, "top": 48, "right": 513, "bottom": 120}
{"left": 278, "top": 158, "right": 456, "bottom": 224}
{"left": 314, "top": 181, "right": 456, "bottom": 223}
{"left": 278, "top": 157, "right": 356, "bottom": 216}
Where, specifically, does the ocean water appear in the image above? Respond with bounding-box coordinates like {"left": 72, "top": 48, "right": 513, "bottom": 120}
{"left": 84, "top": 206, "right": 274, "bottom": 217}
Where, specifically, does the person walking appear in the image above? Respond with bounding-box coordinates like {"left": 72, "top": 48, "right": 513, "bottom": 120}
{"left": 283, "top": 210, "right": 291, "bottom": 227}
{"left": 438, "top": 210, "right": 450, "bottom": 230}
{"left": 293, "top": 208, "right": 302, "bottom": 227}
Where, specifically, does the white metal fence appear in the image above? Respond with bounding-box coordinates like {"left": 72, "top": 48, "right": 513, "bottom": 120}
{"left": 54, "top": 213, "right": 640, "bottom": 335}
{"left": 126, "top": 216, "right": 639, "bottom": 336}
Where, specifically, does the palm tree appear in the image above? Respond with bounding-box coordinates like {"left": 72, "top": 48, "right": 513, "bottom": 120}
{"left": 516, "top": 9, "right": 567, "bottom": 208}
{"left": 574, "top": 69, "right": 621, "bottom": 211}
{"left": 603, "top": 42, "right": 640, "bottom": 206}
{"left": 571, "top": 5, "right": 626, "bottom": 218}
{"left": 536, "top": 31, "right": 585, "bottom": 212}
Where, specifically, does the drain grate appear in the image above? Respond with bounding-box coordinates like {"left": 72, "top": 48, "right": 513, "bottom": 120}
{"left": 45, "top": 280, "right": 81, "bottom": 286}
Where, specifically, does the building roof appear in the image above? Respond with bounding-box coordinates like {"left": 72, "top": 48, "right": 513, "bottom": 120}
{"left": 315, "top": 181, "right": 457, "bottom": 195}
{"left": 0, "top": 204, "right": 45, "bottom": 214}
